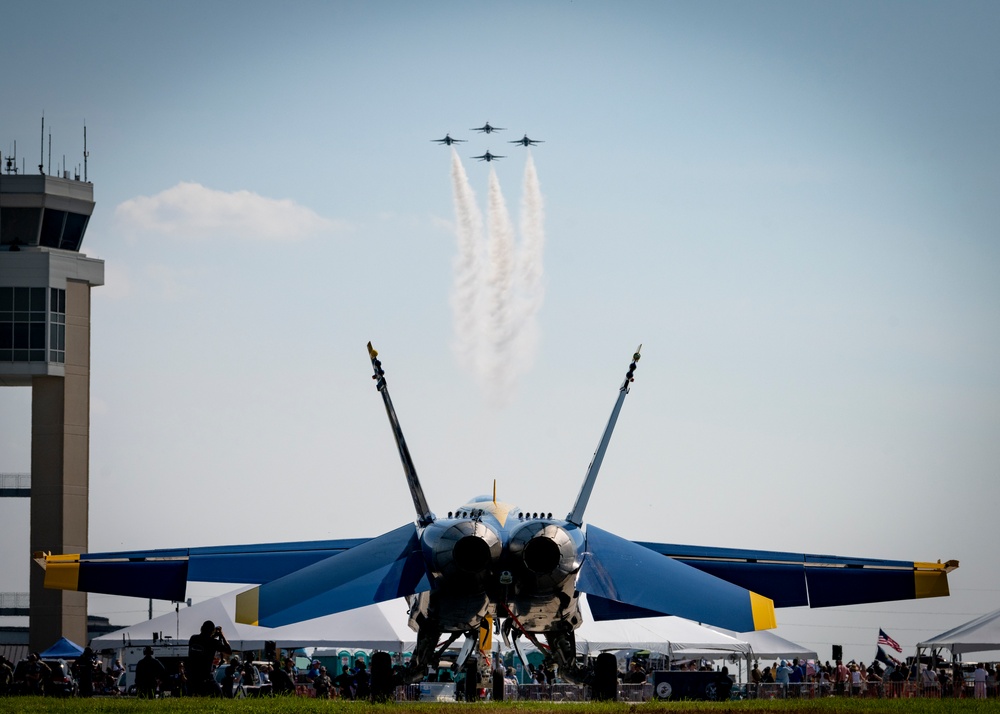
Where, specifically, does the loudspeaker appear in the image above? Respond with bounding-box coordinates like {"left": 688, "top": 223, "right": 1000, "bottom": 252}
{"left": 369, "top": 651, "right": 394, "bottom": 702}
{"left": 593, "top": 652, "right": 619, "bottom": 701}
{"left": 832, "top": 644, "right": 843, "bottom": 661}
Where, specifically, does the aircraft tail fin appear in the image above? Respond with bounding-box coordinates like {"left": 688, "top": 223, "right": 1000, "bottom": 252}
{"left": 566, "top": 345, "right": 641, "bottom": 525}
{"left": 368, "top": 342, "right": 435, "bottom": 526}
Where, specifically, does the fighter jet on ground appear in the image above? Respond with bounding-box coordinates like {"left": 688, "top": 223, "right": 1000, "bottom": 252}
{"left": 432, "top": 134, "right": 465, "bottom": 146}
{"left": 509, "top": 134, "right": 543, "bottom": 147}
{"left": 471, "top": 122, "right": 505, "bottom": 134}
{"left": 36, "top": 344, "right": 958, "bottom": 685}
{"left": 472, "top": 150, "right": 505, "bottom": 162}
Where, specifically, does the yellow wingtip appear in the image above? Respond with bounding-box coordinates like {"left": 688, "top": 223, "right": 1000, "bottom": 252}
{"left": 367, "top": 342, "right": 377, "bottom": 359}
{"left": 750, "top": 591, "right": 777, "bottom": 630}
{"left": 235, "top": 588, "right": 260, "bottom": 626}
{"left": 44, "top": 554, "right": 82, "bottom": 591}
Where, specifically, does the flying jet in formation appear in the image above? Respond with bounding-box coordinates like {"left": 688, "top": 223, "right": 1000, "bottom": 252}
{"left": 471, "top": 150, "right": 505, "bottom": 162}
{"left": 36, "top": 344, "right": 958, "bottom": 684}
{"left": 471, "top": 122, "right": 505, "bottom": 134}
{"left": 432, "top": 134, "right": 466, "bottom": 146}
{"left": 509, "top": 134, "right": 543, "bottom": 147}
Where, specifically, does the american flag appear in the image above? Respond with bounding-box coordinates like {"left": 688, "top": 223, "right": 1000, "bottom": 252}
{"left": 875, "top": 645, "right": 903, "bottom": 667}
{"left": 878, "top": 628, "right": 902, "bottom": 653}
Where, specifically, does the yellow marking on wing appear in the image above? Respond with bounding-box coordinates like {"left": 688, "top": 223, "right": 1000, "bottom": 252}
{"left": 750, "top": 591, "right": 777, "bottom": 630}
{"left": 915, "top": 569, "right": 951, "bottom": 599}
{"left": 44, "top": 555, "right": 81, "bottom": 591}
{"left": 235, "top": 588, "right": 260, "bottom": 626}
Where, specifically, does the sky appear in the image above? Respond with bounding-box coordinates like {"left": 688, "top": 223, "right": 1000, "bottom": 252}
{"left": 2, "top": 0, "right": 999, "bottom": 666}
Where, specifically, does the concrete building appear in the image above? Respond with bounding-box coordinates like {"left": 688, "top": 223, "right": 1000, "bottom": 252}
{"left": 1, "top": 165, "right": 104, "bottom": 651}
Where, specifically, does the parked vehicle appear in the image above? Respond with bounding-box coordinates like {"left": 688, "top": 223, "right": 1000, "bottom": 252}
{"left": 10, "top": 657, "right": 77, "bottom": 696}
{"left": 214, "top": 660, "right": 270, "bottom": 697}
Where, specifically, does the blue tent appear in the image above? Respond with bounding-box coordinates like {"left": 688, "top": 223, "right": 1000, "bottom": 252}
{"left": 39, "top": 637, "right": 85, "bottom": 659}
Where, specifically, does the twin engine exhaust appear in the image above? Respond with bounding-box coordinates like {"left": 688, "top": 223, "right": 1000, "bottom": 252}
{"left": 421, "top": 518, "right": 581, "bottom": 590}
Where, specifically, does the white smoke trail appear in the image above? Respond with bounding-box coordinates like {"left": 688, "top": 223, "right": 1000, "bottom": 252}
{"left": 513, "top": 152, "right": 545, "bottom": 376}
{"left": 484, "top": 167, "right": 517, "bottom": 403}
{"left": 449, "top": 148, "right": 484, "bottom": 370}
{"left": 448, "top": 151, "right": 546, "bottom": 406}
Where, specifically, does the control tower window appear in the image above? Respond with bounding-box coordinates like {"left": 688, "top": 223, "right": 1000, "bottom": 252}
{"left": 0, "top": 287, "right": 48, "bottom": 362}
{"left": 49, "top": 288, "right": 66, "bottom": 364}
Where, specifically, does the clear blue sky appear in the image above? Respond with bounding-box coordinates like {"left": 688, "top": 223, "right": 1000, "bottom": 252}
{"left": 2, "top": 1, "right": 999, "bottom": 664}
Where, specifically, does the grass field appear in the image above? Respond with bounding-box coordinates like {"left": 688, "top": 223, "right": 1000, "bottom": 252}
{"left": 1, "top": 699, "right": 997, "bottom": 714}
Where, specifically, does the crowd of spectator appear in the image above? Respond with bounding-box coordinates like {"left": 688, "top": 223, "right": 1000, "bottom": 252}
{"left": 746, "top": 657, "right": 998, "bottom": 699}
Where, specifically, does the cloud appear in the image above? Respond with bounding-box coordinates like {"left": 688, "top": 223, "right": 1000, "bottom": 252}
{"left": 114, "top": 182, "right": 342, "bottom": 241}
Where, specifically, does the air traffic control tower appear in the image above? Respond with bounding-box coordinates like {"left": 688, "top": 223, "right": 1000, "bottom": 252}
{"left": 0, "top": 159, "right": 103, "bottom": 650}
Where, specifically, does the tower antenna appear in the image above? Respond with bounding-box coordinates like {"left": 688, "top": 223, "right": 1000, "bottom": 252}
{"left": 39, "top": 114, "right": 44, "bottom": 174}
{"left": 48, "top": 131, "right": 52, "bottom": 176}
{"left": 83, "top": 124, "right": 88, "bottom": 182}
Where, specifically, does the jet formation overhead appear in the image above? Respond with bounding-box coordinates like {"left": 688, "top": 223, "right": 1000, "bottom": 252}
{"left": 432, "top": 133, "right": 465, "bottom": 145}
{"left": 471, "top": 150, "right": 505, "bottom": 162}
{"left": 471, "top": 121, "right": 505, "bottom": 134}
{"left": 36, "top": 344, "right": 958, "bottom": 685}
{"left": 509, "top": 134, "right": 543, "bottom": 147}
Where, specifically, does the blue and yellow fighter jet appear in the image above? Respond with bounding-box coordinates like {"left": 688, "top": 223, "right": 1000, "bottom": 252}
{"left": 37, "top": 344, "right": 957, "bottom": 682}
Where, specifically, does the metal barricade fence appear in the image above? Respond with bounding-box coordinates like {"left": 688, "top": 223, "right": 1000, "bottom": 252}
{"left": 550, "top": 683, "right": 587, "bottom": 701}
{"left": 394, "top": 684, "right": 421, "bottom": 701}
{"left": 517, "top": 683, "right": 548, "bottom": 701}
{"left": 619, "top": 683, "right": 652, "bottom": 702}
{"left": 755, "top": 683, "right": 787, "bottom": 699}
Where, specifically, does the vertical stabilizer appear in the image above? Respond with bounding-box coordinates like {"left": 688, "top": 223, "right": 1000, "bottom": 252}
{"left": 368, "top": 343, "right": 435, "bottom": 526}
{"left": 566, "top": 346, "right": 641, "bottom": 525}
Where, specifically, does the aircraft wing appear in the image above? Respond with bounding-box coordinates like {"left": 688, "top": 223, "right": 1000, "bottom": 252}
{"left": 35, "top": 532, "right": 411, "bottom": 602}
{"left": 577, "top": 524, "right": 776, "bottom": 632}
{"left": 234, "top": 522, "right": 430, "bottom": 627}
{"left": 584, "top": 538, "right": 957, "bottom": 621}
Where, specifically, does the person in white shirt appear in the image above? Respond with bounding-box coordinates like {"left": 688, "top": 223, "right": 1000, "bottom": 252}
{"left": 973, "top": 664, "right": 987, "bottom": 699}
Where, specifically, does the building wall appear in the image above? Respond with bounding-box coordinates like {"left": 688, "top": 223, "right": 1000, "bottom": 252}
{"left": 28, "top": 279, "right": 92, "bottom": 650}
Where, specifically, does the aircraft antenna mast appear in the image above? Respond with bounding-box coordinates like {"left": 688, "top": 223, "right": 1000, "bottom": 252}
{"left": 566, "top": 345, "right": 642, "bottom": 526}
{"left": 367, "top": 342, "right": 435, "bottom": 526}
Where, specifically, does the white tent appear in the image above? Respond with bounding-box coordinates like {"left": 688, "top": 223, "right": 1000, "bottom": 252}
{"left": 917, "top": 607, "right": 1000, "bottom": 657}
{"left": 708, "top": 627, "right": 817, "bottom": 661}
{"left": 90, "top": 587, "right": 417, "bottom": 651}
{"left": 570, "top": 597, "right": 752, "bottom": 659}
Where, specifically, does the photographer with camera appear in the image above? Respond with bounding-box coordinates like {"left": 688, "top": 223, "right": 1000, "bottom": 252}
{"left": 187, "top": 620, "right": 232, "bottom": 696}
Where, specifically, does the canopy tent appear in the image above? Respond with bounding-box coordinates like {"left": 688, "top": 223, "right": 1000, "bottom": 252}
{"left": 708, "top": 626, "right": 817, "bottom": 661}
{"left": 917, "top": 607, "right": 1000, "bottom": 657}
{"left": 568, "top": 597, "right": 752, "bottom": 658}
{"left": 90, "top": 587, "right": 416, "bottom": 651}
{"left": 39, "top": 636, "right": 85, "bottom": 659}
{"left": 574, "top": 616, "right": 752, "bottom": 658}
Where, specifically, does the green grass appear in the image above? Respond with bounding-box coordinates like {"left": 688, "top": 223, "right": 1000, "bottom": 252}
{"left": 1, "top": 699, "right": 998, "bottom": 714}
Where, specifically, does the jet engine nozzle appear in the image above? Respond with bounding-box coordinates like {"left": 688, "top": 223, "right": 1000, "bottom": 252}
{"left": 509, "top": 522, "right": 583, "bottom": 591}
{"left": 422, "top": 520, "right": 502, "bottom": 578}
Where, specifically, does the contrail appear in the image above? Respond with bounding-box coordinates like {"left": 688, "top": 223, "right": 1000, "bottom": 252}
{"left": 449, "top": 148, "right": 484, "bottom": 370}
{"left": 513, "top": 152, "right": 545, "bottom": 376}
{"left": 484, "top": 166, "right": 517, "bottom": 403}
{"left": 448, "top": 151, "right": 545, "bottom": 405}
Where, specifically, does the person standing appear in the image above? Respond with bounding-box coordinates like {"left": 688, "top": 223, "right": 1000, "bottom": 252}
{"left": 135, "top": 647, "right": 167, "bottom": 699}
{"left": 314, "top": 666, "right": 333, "bottom": 699}
{"left": 187, "top": 620, "right": 232, "bottom": 696}
{"left": 834, "top": 659, "right": 850, "bottom": 696}
{"left": 172, "top": 661, "right": 189, "bottom": 697}
{"left": 335, "top": 665, "right": 355, "bottom": 699}
{"left": 0, "top": 656, "right": 13, "bottom": 696}
{"left": 973, "top": 663, "right": 987, "bottom": 699}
